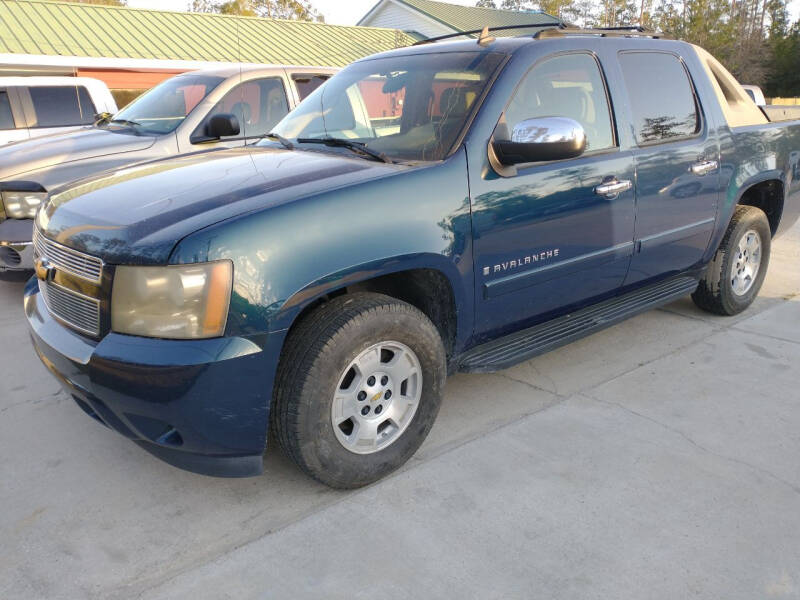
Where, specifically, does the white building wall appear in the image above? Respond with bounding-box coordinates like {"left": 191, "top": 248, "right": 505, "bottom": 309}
{"left": 360, "top": 1, "right": 454, "bottom": 38}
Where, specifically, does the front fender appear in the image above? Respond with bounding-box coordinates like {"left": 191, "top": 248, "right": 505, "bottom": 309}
{"left": 172, "top": 148, "right": 475, "bottom": 347}
{"left": 271, "top": 251, "right": 469, "bottom": 339}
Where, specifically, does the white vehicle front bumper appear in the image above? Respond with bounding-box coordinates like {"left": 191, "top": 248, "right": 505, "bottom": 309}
{"left": 0, "top": 218, "right": 34, "bottom": 272}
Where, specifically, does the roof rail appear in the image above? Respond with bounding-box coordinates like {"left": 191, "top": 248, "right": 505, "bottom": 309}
{"left": 412, "top": 22, "right": 565, "bottom": 46}
{"left": 534, "top": 25, "right": 671, "bottom": 39}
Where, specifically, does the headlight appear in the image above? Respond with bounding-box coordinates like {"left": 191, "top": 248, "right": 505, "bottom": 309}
{"left": 1, "top": 190, "right": 47, "bottom": 219}
{"left": 111, "top": 261, "right": 233, "bottom": 339}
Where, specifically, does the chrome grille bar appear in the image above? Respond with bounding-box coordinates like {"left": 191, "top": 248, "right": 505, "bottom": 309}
{"left": 39, "top": 280, "right": 101, "bottom": 337}
{"left": 33, "top": 227, "right": 103, "bottom": 283}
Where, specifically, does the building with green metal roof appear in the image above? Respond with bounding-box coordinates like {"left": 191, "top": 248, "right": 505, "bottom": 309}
{"left": 0, "top": 0, "right": 415, "bottom": 95}
{"left": 0, "top": 0, "right": 414, "bottom": 66}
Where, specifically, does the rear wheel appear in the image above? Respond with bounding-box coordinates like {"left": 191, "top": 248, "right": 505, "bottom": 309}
{"left": 692, "top": 205, "right": 771, "bottom": 315}
{"left": 272, "top": 293, "right": 446, "bottom": 489}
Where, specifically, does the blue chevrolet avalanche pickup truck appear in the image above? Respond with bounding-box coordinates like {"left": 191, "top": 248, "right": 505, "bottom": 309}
{"left": 24, "top": 27, "right": 800, "bottom": 488}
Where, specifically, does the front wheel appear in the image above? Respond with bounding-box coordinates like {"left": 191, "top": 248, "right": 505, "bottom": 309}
{"left": 692, "top": 205, "right": 771, "bottom": 315}
{"left": 272, "top": 293, "right": 446, "bottom": 489}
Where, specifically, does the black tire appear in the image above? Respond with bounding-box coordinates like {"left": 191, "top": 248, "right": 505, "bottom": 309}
{"left": 272, "top": 293, "right": 446, "bottom": 489}
{"left": 692, "top": 205, "right": 771, "bottom": 315}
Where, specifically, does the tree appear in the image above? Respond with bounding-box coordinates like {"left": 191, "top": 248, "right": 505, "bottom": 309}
{"left": 475, "top": 0, "right": 800, "bottom": 94}
{"left": 189, "top": 0, "right": 323, "bottom": 21}
{"left": 475, "top": 0, "right": 498, "bottom": 6}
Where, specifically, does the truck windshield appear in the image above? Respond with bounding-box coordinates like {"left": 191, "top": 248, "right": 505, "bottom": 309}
{"left": 268, "top": 51, "right": 505, "bottom": 162}
{"left": 107, "top": 74, "right": 225, "bottom": 135}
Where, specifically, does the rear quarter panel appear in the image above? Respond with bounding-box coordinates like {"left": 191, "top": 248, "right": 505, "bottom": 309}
{"left": 712, "top": 121, "right": 800, "bottom": 253}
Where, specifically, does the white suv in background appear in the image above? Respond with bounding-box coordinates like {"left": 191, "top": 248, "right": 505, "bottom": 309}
{"left": 0, "top": 77, "right": 117, "bottom": 145}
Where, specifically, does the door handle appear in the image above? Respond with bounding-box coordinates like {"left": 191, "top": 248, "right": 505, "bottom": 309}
{"left": 690, "top": 160, "right": 719, "bottom": 176}
{"left": 594, "top": 178, "right": 632, "bottom": 197}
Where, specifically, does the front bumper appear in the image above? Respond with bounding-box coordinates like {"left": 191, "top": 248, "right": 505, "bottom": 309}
{"left": 24, "top": 277, "right": 284, "bottom": 477}
{"left": 0, "top": 218, "right": 34, "bottom": 273}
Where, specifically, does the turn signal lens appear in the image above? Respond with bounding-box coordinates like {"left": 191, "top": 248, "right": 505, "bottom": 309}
{"left": 111, "top": 261, "right": 233, "bottom": 339}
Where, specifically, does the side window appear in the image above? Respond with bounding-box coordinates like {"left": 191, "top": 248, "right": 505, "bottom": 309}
{"left": 209, "top": 78, "right": 289, "bottom": 138}
{"left": 292, "top": 74, "right": 330, "bottom": 101}
{"left": 0, "top": 91, "right": 16, "bottom": 130}
{"left": 619, "top": 52, "right": 700, "bottom": 144}
{"left": 504, "top": 53, "right": 615, "bottom": 152}
{"left": 29, "top": 86, "right": 96, "bottom": 127}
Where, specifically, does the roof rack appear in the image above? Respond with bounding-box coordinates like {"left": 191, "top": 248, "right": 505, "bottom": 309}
{"left": 534, "top": 25, "right": 671, "bottom": 39}
{"left": 412, "top": 22, "right": 566, "bottom": 46}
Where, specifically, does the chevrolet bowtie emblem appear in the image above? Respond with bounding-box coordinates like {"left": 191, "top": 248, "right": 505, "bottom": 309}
{"left": 371, "top": 392, "right": 382, "bottom": 403}
{"left": 34, "top": 258, "right": 56, "bottom": 282}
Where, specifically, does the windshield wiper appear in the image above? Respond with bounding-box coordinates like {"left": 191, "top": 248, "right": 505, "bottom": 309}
{"left": 262, "top": 132, "right": 294, "bottom": 150}
{"left": 108, "top": 118, "right": 143, "bottom": 129}
{"left": 296, "top": 137, "right": 391, "bottom": 164}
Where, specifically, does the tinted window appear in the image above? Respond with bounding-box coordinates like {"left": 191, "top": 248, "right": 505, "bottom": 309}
{"left": 209, "top": 77, "right": 289, "bottom": 138}
{"left": 505, "top": 53, "right": 615, "bottom": 151}
{"left": 29, "top": 86, "right": 96, "bottom": 127}
{"left": 292, "top": 74, "right": 330, "bottom": 100}
{"left": 0, "top": 91, "right": 15, "bottom": 130}
{"left": 619, "top": 52, "right": 699, "bottom": 144}
{"left": 272, "top": 51, "right": 505, "bottom": 162}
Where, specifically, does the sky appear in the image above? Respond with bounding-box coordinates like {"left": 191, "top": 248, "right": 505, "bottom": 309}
{"left": 128, "top": 0, "right": 800, "bottom": 25}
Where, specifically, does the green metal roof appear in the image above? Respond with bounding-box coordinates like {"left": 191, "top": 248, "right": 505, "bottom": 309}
{"left": 0, "top": 0, "right": 415, "bottom": 67}
{"left": 395, "top": 0, "right": 559, "bottom": 34}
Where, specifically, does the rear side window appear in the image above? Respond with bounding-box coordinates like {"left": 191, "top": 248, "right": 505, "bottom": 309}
{"left": 292, "top": 74, "right": 330, "bottom": 101}
{"left": 619, "top": 52, "right": 699, "bottom": 144}
{"left": 0, "top": 91, "right": 15, "bottom": 130}
{"left": 504, "top": 53, "right": 615, "bottom": 152}
{"left": 29, "top": 86, "right": 96, "bottom": 127}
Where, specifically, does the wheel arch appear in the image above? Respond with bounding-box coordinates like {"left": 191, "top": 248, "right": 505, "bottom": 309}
{"left": 735, "top": 176, "right": 784, "bottom": 236}
{"left": 271, "top": 254, "right": 467, "bottom": 362}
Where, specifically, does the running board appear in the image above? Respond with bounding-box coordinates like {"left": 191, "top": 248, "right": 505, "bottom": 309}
{"left": 459, "top": 276, "right": 699, "bottom": 373}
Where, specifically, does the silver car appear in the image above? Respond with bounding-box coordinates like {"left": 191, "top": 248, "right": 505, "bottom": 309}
{"left": 0, "top": 65, "right": 335, "bottom": 276}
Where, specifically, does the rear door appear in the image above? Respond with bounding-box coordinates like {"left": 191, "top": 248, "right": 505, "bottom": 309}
{"left": 617, "top": 51, "right": 720, "bottom": 286}
{"left": 0, "top": 87, "right": 28, "bottom": 145}
{"left": 189, "top": 77, "right": 291, "bottom": 149}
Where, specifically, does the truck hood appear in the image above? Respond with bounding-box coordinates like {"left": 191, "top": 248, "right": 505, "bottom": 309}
{"left": 37, "top": 147, "right": 404, "bottom": 265}
{"left": 0, "top": 127, "right": 156, "bottom": 180}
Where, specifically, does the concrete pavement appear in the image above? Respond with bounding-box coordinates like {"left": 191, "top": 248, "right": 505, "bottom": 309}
{"left": 1, "top": 221, "right": 798, "bottom": 600}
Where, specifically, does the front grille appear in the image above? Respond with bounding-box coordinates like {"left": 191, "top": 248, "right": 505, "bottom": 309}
{"left": 39, "top": 280, "right": 101, "bottom": 337}
{"left": 33, "top": 227, "right": 103, "bottom": 283}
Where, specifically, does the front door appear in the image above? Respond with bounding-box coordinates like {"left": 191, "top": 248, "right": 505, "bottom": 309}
{"left": 471, "top": 52, "right": 636, "bottom": 340}
{"left": 188, "top": 77, "right": 292, "bottom": 151}
{"left": 617, "top": 51, "right": 720, "bottom": 286}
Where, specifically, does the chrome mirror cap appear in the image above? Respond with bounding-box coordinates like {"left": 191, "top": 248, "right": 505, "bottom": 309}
{"left": 493, "top": 116, "right": 587, "bottom": 167}
{"left": 511, "top": 116, "right": 586, "bottom": 148}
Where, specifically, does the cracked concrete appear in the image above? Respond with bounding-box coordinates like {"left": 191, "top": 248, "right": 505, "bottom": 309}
{"left": 1, "top": 220, "right": 799, "bottom": 600}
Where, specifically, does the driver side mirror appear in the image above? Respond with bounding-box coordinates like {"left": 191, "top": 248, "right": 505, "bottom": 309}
{"left": 205, "top": 113, "right": 240, "bottom": 140}
{"left": 492, "top": 117, "right": 586, "bottom": 166}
